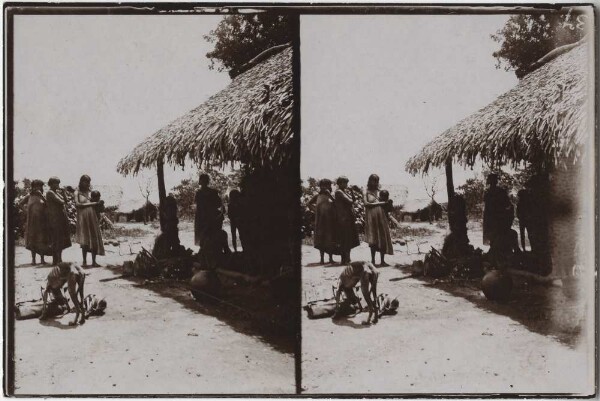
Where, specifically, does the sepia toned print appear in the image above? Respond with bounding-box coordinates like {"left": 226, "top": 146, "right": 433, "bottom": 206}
{"left": 4, "top": 4, "right": 598, "bottom": 397}
{"left": 7, "top": 10, "right": 298, "bottom": 395}
{"left": 300, "top": 9, "right": 595, "bottom": 395}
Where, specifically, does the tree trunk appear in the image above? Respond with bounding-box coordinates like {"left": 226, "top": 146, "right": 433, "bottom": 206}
{"left": 157, "top": 160, "right": 166, "bottom": 231}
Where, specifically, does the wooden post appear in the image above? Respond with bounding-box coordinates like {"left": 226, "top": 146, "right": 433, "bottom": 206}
{"left": 157, "top": 159, "right": 166, "bottom": 230}
{"left": 445, "top": 159, "right": 454, "bottom": 200}
{"left": 445, "top": 159, "right": 456, "bottom": 230}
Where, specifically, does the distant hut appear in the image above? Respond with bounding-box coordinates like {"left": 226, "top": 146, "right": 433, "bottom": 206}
{"left": 92, "top": 184, "right": 123, "bottom": 221}
{"left": 406, "top": 38, "right": 593, "bottom": 277}
{"left": 400, "top": 198, "right": 442, "bottom": 223}
{"left": 116, "top": 199, "right": 158, "bottom": 223}
{"left": 117, "top": 44, "right": 297, "bottom": 277}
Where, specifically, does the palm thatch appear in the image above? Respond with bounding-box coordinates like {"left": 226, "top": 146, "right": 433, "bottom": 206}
{"left": 406, "top": 40, "right": 591, "bottom": 175}
{"left": 117, "top": 45, "right": 293, "bottom": 176}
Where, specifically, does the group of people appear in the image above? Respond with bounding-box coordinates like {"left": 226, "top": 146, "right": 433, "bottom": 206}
{"left": 308, "top": 174, "right": 394, "bottom": 267}
{"left": 483, "top": 173, "right": 550, "bottom": 271}
{"left": 193, "top": 173, "right": 245, "bottom": 268}
{"left": 20, "top": 175, "right": 105, "bottom": 267}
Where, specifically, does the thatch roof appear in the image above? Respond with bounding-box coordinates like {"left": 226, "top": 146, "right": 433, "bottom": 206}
{"left": 406, "top": 40, "right": 591, "bottom": 175}
{"left": 117, "top": 45, "right": 293, "bottom": 176}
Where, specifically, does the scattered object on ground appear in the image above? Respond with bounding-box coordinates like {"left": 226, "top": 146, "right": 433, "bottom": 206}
{"left": 422, "top": 246, "right": 484, "bottom": 280}
{"left": 332, "top": 298, "right": 361, "bottom": 319}
{"left": 411, "top": 260, "right": 424, "bottom": 275}
{"left": 134, "top": 248, "right": 160, "bottom": 278}
{"left": 304, "top": 298, "right": 338, "bottom": 319}
{"left": 449, "top": 249, "right": 484, "bottom": 280}
{"left": 481, "top": 270, "right": 513, "bottom": 302}
{"left": 190, "top": 270, "right": 222, "bottom": 302}
{"left": 16, "top": 299, "right": 68, "bottom": 320}
{"left": 377, "top": 294, "right": 399, "bottom": 317}
{"left": 131, "top": 247, "right": 194, "bottom": 279}
{"left": 122, "top": 260, "right": 135, "bottom": 277}
{"left": 423, "top": 247, "right": 451, "bottom": 278}
{"left": 160, "top": 255, "right": 194, "bottom": 279}
{"left": 83, "top": 294, "right": 107, "bottom": 318}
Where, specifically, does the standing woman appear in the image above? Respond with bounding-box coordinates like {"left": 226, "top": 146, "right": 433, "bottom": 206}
{"left": 364, "top": 174, "right": 393, "bottom": 266}
{"left": 307, "top": 179, "right": 338, "bottom": 264}
{"left": 20, "top": 179, "right": 51, "bottom": 265}
{"left": 334, "top": 176, "right": 360, "bottom": 264}
{"left": 75, "top": 175, "right": 104, "bottom": 266}
{"left": 46, "top": 177, "right": 72, "bottom": 265}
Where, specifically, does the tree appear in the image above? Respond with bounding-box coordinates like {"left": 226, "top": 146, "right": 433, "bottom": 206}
{"left": 491, "top": 9, "right": 588, "bottom": 78}
{"left": 204, "top": 14, "right": 293, "bottom": 76}
{"left": 422, "top": 171, "right": 444, "bottom": 203}
{"left": 138, "top": 176, "right": 155, "bottom": 225}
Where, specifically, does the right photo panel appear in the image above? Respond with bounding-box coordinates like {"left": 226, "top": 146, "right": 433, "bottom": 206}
{"left": 300, "top": 8, "right": 595, "bottom": 395}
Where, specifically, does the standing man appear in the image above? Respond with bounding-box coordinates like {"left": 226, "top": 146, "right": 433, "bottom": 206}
{"left": 194, "top": 174, "right": 225, "bottom": 266}
{"left": 482, "top": 173, "right": 512, "bottom": 246}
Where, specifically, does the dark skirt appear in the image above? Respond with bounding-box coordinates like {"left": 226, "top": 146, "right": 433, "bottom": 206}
{"left": 335, "top": 203, "right": 360, "bottom": 251}
{"left": 365, "top": 205, "right": 393, "bottom": 255}
{"left": 25, "top": 195, "right": 52, "bottom": 256}
{"left": 314, "top": 194, "right": 339, "bottom": 254}
{"left": 46, "top": 196, "right": 71, "bottom": 252}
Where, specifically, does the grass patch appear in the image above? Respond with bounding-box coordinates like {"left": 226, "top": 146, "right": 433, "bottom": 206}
{"left": 102, "top": 225, "right": 153, "bottom": 240}
{"left": 390, "top": 225, "right": 437, "bottom": 239}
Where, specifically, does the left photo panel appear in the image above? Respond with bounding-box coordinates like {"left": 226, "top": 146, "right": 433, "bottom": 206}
{"left": 5, "top": 9, "right": 300, "bottom": 395}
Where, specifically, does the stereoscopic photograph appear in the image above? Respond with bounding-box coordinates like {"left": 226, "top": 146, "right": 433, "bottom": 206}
{"left": 6, "top": 9, "right": 298, "bottom": 395}
{"left": 300, "top": 7, "right": 596, "bottom": 395}
{"left": 3, "top": 3, "right": 598, "bottom": 398}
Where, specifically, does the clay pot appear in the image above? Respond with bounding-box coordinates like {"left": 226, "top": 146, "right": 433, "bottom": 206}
{"left": 190, "top": 270, "right": 222, "bottom": 302}
{"left": 481, "top": 270, "right": 513, "bottom": 302}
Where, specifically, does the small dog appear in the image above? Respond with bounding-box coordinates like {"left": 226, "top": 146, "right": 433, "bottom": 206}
{"left": 377, "top": 293, "right": 399, "bottom": 318}
{"left": 40, "top": 262, "right": 86, "bottom": 326}
{"left": 334, "top": 261, "right": 379, "bottom": 325}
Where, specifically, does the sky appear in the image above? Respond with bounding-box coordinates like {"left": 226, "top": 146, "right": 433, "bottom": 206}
{"left": 13, "top": 14, "right": 519, "bottom": 207}
{"left": 300, "top": 14, "right": 518, "bottom": 203}
{"left": 13, "top": 15, "right": 230, "bottom": 205}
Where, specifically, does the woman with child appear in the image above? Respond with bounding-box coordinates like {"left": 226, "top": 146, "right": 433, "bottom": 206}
{"left": 364, "top": 174, "right": 394, "bottom": 266}
{"left": 75, "top": 174, "right": 105, "bottom": 266}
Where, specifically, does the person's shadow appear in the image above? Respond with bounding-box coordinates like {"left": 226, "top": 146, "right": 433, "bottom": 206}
{"left": 39, "top": 316, "right": 78, "bottom": 330}
{"left": 305, "top": 262, "right": 326, "bottom": 267}
{"left": 331, "top": 315, "right": 371, "bottom": 329}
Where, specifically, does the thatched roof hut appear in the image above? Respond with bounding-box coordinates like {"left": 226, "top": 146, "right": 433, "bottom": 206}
{"left": 92, "top": 185, "right": 123, "bottom": 209}
{"left": 117, "top": 44, "right": 293, "bottom": 176}
{"left": 405, "top": 39, "right": 592, "bottom": 175}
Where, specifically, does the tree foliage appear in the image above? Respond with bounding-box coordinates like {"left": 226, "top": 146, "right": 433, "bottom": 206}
{"left": 204, "top": 14, "right": 293, "bottom": 75}
{"left": 171, "top": 169, "right": 242, "bottom": 220}
{"left": 491, "top": 9, "right": 588, "bottom": 78}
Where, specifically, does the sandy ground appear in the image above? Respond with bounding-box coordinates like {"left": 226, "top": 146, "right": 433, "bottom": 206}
{"left": 12, "top": 222, "right": 294, "bottom": 395}
{"left": 301, "top": 221, "right": 595, "bottom": 395}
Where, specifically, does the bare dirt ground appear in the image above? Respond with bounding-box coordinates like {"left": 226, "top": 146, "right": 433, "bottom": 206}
{"left": 12, "top": 222, "right": 294, "bottom": 395}
{"left": 301, "top": 221, "right": 595, "bottom": 395}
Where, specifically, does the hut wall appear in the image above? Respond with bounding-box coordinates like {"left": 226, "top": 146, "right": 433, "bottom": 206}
{"left": 548, "top": 164, "right": 581, "bottom": 277}
{"left": 238, "top": 163, "right": 300, "bottom": 278}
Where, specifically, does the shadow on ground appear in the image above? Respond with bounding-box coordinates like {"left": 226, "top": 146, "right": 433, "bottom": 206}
{"left": 98, "top": 265, "right": 295, "bottom": 355}
{"left": 396, "top": 265, "right": 584, "bottom": 348}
